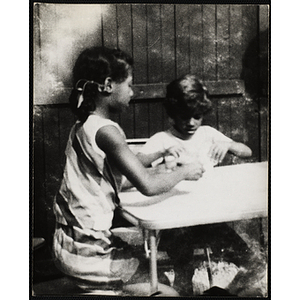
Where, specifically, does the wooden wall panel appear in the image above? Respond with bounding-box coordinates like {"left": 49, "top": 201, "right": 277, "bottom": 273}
{"left": 148, "top": 101, "right": 165, "bottom": 137}
{"left": 216, "top": 5, "right": 230, "bottom": 80}
{"left": 202, "top": 5, "right": 217, "bottom": 81}
{"left": 241, "top": 5, "right": 260, "bottom": 98}
{"left": 133, "top": 102, "right": 149, "bottom": 138}
{"left": 147, "top": 4, "right": 162, "bottom": 83}
{"left": 161, "top": 4, "right": 176, "bottom": 83}
{"left": 229, "top": 5, "right": 243, "bottom": 79}
{"left": 33, "top": 106, "right": 47, "bottom": 238}
{"left": 117, "top": 4, "right": 133, "bottom": 56}
{"left": 102, "top": 4, "right": 118, "bottom": 48}
{"left": 230, "top": 97, "right": 247, "bottom": 143}
{"left": 132, "top": 4, "right": 147, "bottom": 84}
{"left": 119, "top": 104, "right": 135, "bottom": 138}
{"left": 189, "top": 4, "right": 203, "bottom": 77}
{"left": 260, "top": 107, "right": 268, "bottom": 161}
{"left": 245, "top": 100, "right": 260, "bottom": 161}
{"left": 175, "top": 5, "right": 190, "bottom": 77}
{"left": 217, "top": 98, "right": 232, "bottom": 138}
{"left": 41, "top": 107, "right": 61, "bottom": 242}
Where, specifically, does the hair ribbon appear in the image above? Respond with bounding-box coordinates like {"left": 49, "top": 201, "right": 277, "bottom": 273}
{"left": 75, "top": 79, "right": 105, "bottom": 108}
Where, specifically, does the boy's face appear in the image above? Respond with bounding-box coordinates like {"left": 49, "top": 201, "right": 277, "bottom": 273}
{"left": 173, "top": 113, "right": 203, "bottom": 138}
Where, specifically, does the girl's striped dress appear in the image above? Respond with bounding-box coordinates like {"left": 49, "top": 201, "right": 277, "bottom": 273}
{"left": 53, "top": 115, "right": 139, "bottom": 285}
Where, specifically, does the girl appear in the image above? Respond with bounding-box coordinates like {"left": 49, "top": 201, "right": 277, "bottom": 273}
{"left": 52, "top": 47, "right": 204, "bottom": 291}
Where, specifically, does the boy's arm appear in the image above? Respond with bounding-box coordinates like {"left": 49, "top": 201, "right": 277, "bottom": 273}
{"left": 209, "top": 141, "right": 252, "bottom": 163}
{"left": 228, "top": 141, "right": 252, "bottom": 158}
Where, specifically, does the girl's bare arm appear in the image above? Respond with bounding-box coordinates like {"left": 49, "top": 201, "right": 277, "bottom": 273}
{"left": 96, "top": 125, "right": 204, "bottom": 196}
{"left": 136, "top": 151, "right": 164, "bottom": 167}
{"left": 137, "top": 145, "right": 187, "bottom": 167}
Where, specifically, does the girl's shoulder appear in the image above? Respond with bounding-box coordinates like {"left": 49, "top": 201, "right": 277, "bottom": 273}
{"left": 83, "top": 115, "right": 124, "bottom": 136}
{"left": 85, "top": 114, "right": 119, "bottom": 128}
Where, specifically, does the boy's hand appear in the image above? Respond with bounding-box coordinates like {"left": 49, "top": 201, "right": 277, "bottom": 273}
{"left": 164, "top": 145, "right": 186, "bottom": 158}
{"left": 208, "top": 141, "right": 231, "bottom": 163}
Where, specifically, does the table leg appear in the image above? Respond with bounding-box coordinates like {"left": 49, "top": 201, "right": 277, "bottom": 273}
{"left": 149, "top": 229, "right": 158, "bottom": 294}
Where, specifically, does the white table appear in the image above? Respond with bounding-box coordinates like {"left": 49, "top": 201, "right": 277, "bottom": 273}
{"left": 119, "top": 162, "right": 268, "bottom": 294}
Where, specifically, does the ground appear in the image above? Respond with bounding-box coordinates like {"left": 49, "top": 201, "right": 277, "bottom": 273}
{"left": 32, "top": 218, "right": 268, "bottom": 297}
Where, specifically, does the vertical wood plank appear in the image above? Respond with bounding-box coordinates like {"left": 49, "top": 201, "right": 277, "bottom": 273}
{"left": 216, "top": 5, "right": 230, "bottom": 80}
{"left": 37, "top": 3, "right": 56, "bottom": 92}
{"left": 241, "top": 5, "right": 259, "bottom": 97}
{"left": 134, "top": 102, "right": 149, "bottom": 138}
{"left": 149, "top": 101, "right": 164, "bottom": 137}
{"left": 162, "top": 107, "right": 170, "bottom": 131}
{"left": 33, "top": 106, "right": 47, "bottom": 238}
{"left": 260, "top": 106, "right": 268, "bottom": 161}
{"left": 189, "top": 4, "right": 203, "bottom": 78}
{"left": 161, "top": 4, "right": 176, "bottom": 83}
{"left": 230, "top": 97, "right": 247, "bottom": 143}
{"left": 53, "top": 4, "right": 104, "bottom": 87}
{"left": 229, "top": 5, "right": 243, "bottom": 79}
{"left": 258, "top": 5, "right": 269, "bottom": 97}
{"left": 259, "top": 5, "right": 269, "bottom": 33}
{"left": 202, "top": 5, "right": 217, "bottom": 81}
{"left": 242, "top": 5, "right": 258, "bottom": 54}
{"left": 217, "top": 98, "right": 232, "bottom": 138}
{"left": 119, "top": 104, "right": 135, "bottom": 138}
{"left": 147, "top": 4, "right": 163, "bottom": 83}
{"left": 175, "top": 4, "right": 190, "bottom": 78}
{"left": 132, "top": 4, "right": 148, "bottom": 84}
{"left": 43, "top": 107, "right": 61, "bottom": 241}
{"left": 33, "top": 3, "right": 42, "bottom": 103}
{"left": 117, "top": 4, "right": 133, "bottom": 56}
{"left": 244, "top": 100, "right": 260, "bottom": 162}
{"left": 258, "top": 6, "right": 269, "bottom": 162}
{"left": 102, "top": 4, "right": 118, "bottom": 48}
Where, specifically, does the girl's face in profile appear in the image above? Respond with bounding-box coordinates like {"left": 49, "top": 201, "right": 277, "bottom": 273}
{"left": 173, "top": 113, "right": 203, "bottom": 138}
{"left": 109, "top": 73, "right": 134, "bottom": 113}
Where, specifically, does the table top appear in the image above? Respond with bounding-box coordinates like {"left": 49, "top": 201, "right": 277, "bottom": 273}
{"left": 119, "top": 162, "right": 268, "bottom": 230}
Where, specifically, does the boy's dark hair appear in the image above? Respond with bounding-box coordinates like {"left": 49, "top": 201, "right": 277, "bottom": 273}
{"left": 164, "top": 74, "right": 212, "bottom": 119}
{"left": 69, "top": 46, "right": 133, "bottom": 122}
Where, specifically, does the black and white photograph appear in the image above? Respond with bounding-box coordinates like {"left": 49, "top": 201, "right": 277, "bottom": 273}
{"left": 31, "top": 1, "right": 270, "bottom": 297}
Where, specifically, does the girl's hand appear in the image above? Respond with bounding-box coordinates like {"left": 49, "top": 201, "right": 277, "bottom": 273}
{"left": 183, "top": 162, "right": 205, "bottom": 181}
{"left": 208, "top": 141, "right": 232, "bottom": 163}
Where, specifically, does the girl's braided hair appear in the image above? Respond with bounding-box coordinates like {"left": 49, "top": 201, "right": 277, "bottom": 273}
{"left": 69, "top": 46, "right": 133, "bottom": 122}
